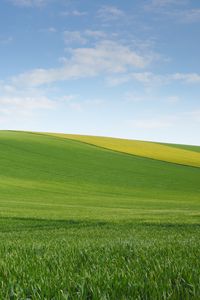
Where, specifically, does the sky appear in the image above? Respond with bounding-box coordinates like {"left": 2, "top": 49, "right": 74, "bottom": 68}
{"left": 0, "top": 0, "right": 200, "bottom": 145}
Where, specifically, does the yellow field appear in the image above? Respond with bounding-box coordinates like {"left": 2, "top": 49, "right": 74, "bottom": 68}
{"left": 42, "top": 133, "right": 200, "bottom": 168}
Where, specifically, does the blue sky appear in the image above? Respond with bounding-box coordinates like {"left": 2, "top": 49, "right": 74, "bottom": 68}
{"left": 0, "top": 0, "right": 200, "bottom": 145}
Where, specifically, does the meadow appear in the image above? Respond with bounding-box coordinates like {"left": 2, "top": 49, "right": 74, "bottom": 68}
{"left": 45, "top": 132, "right": 200, "bottom": 168}
{"left": 0, "top": 130, "right": 199, "bottom": 299}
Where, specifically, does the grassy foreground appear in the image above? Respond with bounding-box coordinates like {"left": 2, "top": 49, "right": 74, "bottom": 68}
{"left": 0, "top": 130, "right": 199, "bottom": 299}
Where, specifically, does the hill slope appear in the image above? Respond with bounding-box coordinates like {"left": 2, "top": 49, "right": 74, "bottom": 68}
{"left": 43, "top": 132, "right": 200, "bottom": 168}
{"left": 0, "top": 130, "right": 200, "bottom": 299}
{"left": 0, "top": 130, "right": 199, "bottom": 222}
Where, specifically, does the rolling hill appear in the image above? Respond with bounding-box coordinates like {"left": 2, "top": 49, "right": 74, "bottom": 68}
{"left": 0, "top": 130, "right": 200, "bottom": 222}
{"left": 0, "top": 130, "right": 199, "bottom": 299}
{"left": 43, "top": 132, "right": 200, "bottom": 168}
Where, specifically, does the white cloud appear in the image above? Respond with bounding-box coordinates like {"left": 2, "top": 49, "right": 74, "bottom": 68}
{"left": 183, "top": 110, "right": 200, "bottom": 123}
{"left": 10, "top": 0, "right": 48, "bottom": 6}
{"left": 0, "top": 80, "right": 57, "bottom": 121}
{"left": 39, "top": 27, "right": 57, "bottom": 33}
{"left": 145, "top": 0, "right": 187, "bottom": 8}
{"left": 128, "top": 118, "right": 173, "bottom": 129}
{"left": 0, "top": 94, "right": 56, "bottom": 122}
{"left": 124, "top": 92, "right": 145, "bottom": 103}
{"left": 71, "top": 10, "right": 87, "bottom": 16}
{"left": 124, "top": 91, "right": 181, "bottom": 105}
{"left": 171, "top": 73, "right": 200, "bottom": 83}
{"left": 166, "top": 96, "right": 180, "bottom": 103}
{"left": 98, "top": 5, "right": 125, "bottom": 20}
{"left": 131, "top": 72, "right": 163, "bottom": 84}
{"left": 12, "top": 52, "right": 199, "bottom": 89}
{"left": 0, "top": 36, "right": 13, "bottom": 45}
{"left": 0, "top": 96, "right": 55, "bottom": 111}
{"left": 12, "top": 40, "right": 149, "bottom": 87}
{"left": 63, "top": 31, "right": 87, "bottom": 45}
{"left": 63, "top": 30, "right": 106, "bottom": 46}
{"left": 107, "top": 72, "right": 166, "bottom": 87}
{"left": 106, "top": 75, "right": 131, "bottom": 87}
{"left": 126, "top": 110, "right": 200, "bottom": 142}
{"left": 65, "top": 97, "right": 104, "bottom": 112}
{"left": 60, "top": 95, "right": 77, "bottom": 102}
{"left": 0, "top": 108, "right": 11, "bottom": 115}
{"left": 47, "top": 27, "right": 57, "bottom": 33}
{"left": 144, "top": 1, "right": 200, "bottom": 23}
{"left": 63, "top": 30, "right": 107, "bottom": 46}
{"left": 107, "top": 72, "right": 200, "bottom": 87}
{"left": 163, "top": 8, "right": 200, "bottom": 23}
{"left": 84, "top": 30, "right": 106, "bottom": 39}
{"left": 61, "top": 10, "right": 87, "bottom": 17}
{"left": 68, "top": 102, "right": 82, "bottom": 111}
{"left": 180, "top": 9, "right": 200, "bottom": 22}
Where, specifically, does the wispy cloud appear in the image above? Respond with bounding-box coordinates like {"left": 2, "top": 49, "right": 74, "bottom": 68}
{"left": 62, "top": 30, "right": 107, "bottom": 46}
{"left": 126, "top": 110, "right": 200, "bottom": 142}
{"left": 0, "top": 94, "right": 56, "bottom": 123}
{"left": 174, "top": 8, "right": 200, "bottom": 23}
{"left": 171, "top": 73, "right": 200, "bottom": 83}
{"left": 107, "top": 72, "right": 200, "bottom": 87}
{"left": 39, "top": 27, "right": 57, "bottom": 33}
{"left": 145, "top": 0, "right": 187, "bottom": 9}
{"left": 64, "top": 97, "right": 104, "bottom": 112}
{"left": 61, "top": 10, "right": 88, "bottom": 17}
{"left": 0, "top": 36, "right": 13, "bottom": 45}
{"left": 72, "top": 10, "right": 87, "bottom": 16}
{"left": 107, "top": 72, "right": 164, "bottom": 87}
{"left": 12, "top": 40, "right": 149, "bottom": 87}
{"left": 166, "top": 96, "right": 180, "bottom": 103}
{"left": 0, "top": 96, "right": 55, "bottom": 111}
{"left": 9, "top": 0, "right": 49, "bottom": 7}
{"left": 124, "top": 92, "right": 146, "bottom": 103}
{"left": 144, "top": 0, "right": 200, "bottom": 23}
{"left": 128, "top": 118, "right": 173, "bottom": 129}
{"left": 123, "top": 90, "right": 181, "bottom": 105}
{"left": 84, "top": 30, "right": 106, "bottom": 39}
{"left": 63, "top": 31, "right": 87, "bottom": 45}
{"left": 0, "top": 80, "right": 57, "bottom": 121}
{"left": 184, "top": 110, "right": 200, "bottom": 123}
{"left": 0, "top": 80, "right": 82, "bottom": 124}
{"left": 98, "top": 5, "right": 125, "bottom": 20}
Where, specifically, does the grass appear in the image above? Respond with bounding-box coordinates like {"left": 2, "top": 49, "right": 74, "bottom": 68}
{"left": 0, "top": 130, "right": 200, "bottom": 299}
{"left": 0, "top": 219, "right": 199, "bottom": 300}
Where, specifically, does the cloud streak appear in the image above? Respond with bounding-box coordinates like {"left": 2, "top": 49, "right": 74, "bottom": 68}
{"left": 0, "top": 81, "right": 56, "bottom": 120}
{"left": 107, "top": 72, "right": 200, "bottom": 87}
{"left": 0, "top": 36, "right": 13, "bottom": 45}
{"left": 144, "top": 0, "right": 200, "bottom": 23}
{"left": 61, "top": 10, "right": 88, "bottom": 17}
{"left": 97, "top": 5, "right": 125, "bottom": 21}
{"left": 63, "top": 31, "right": 87, "bottom": 45}
{"left": 0, "top": 96, "right": 55, "bottom": 110}
{"left": 145, "top": 0, "right": 187, "bottom": 9}
{"left": 9, "top": 0, "right": 49, "bottom": 6}
{"left": 12, "top": 40, "right": 150, "bottom": 87}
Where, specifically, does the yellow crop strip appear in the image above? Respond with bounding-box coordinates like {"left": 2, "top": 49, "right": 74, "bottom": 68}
{"left": 43, "top": 133, "right": 200, "bottom": 168}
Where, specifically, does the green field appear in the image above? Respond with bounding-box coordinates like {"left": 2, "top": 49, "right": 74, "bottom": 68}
{"left": 43, "top": 132, "right": 200, "bottom": 168}
{"left": 0, "top": 130, "right": 200, "bottom": 299}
